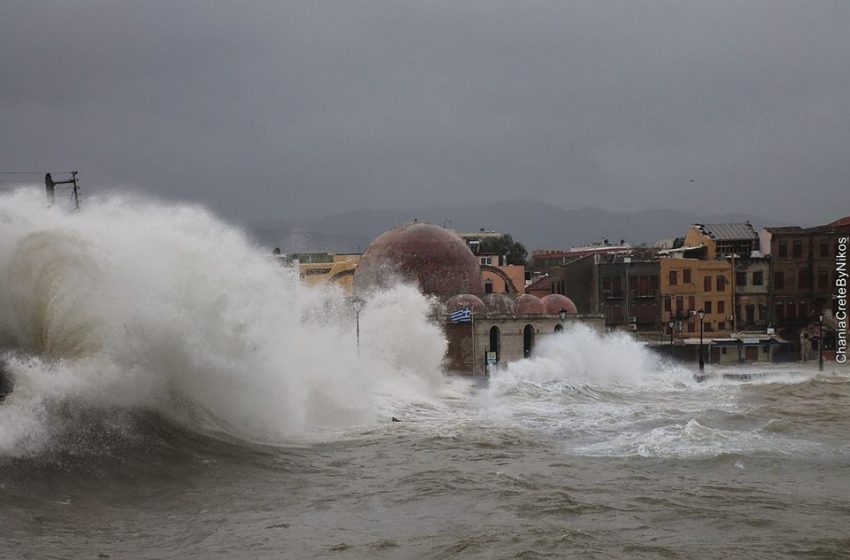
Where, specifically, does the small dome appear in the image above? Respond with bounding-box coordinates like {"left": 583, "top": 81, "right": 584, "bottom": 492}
{"left": 483, "top": 293, "right": 517, "bottom": 314}
{"left": 445, "top": 293, "right": 487, "bottom": 314}
{"left": 516, "top": 294, "right": 545, "bottom": 315}
{"left": 353, "top": 222, "right": 482, "bottom": 298}
{"left": 541, "top": 294, "right": 578, "bottom": 315}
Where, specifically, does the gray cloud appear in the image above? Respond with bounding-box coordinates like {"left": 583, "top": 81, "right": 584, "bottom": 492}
{"left": 1, "top": 0, "right": 848, "bottom": 225}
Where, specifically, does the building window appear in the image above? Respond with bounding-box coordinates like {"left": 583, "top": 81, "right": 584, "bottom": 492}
{"left": 763, "top": 344, "right": 770, "bottom": 354}
{"left": 484, "top": 279, "right": 494, "bottom": 294}
{"left": 775, "top": 271, "right": 784, "bottom": 290}
{"left": 799, "top": 301, "right": 808, "bottom": 320}
{"left": 612, "top": 276, "right": 622, "bottom": 297}
{"left": 612, "top": 304, "right": 623, "bottom": 323}
{"left": 688, "top": 322, "right": 695, "bottom": 333}
{"left": 704, "top": 300, "right": 713, "bottom": 313}
{"left": 798, "top": 269, "right": 810, "bottom": 290}
{"left": 669, "top": 270, "right": 678, "bottom": 285}
{"left": 637, "top": 275, "right": 650, "bottom": 296}
{"left": 683, "top": 269, "right": 691, "bottom": 284}
{"left": 717, "top": 275, "right": 726, "bottom": 292}
{"left": 779, "top": 240, "right": 788, "bottom": 258}
{"left": 704, "top": 276, "right": 712, "bottom": 292}
{"left": 650, "top": 275, "right": 659, "bottom": 290}
{"left": 675, "top": 296, "right": 684, "bottom": 316}
{"left": 688, "top": 295, "right": 695, "bottom": 311}
{"left": 736, "top": 271, "right": 746, "bottom": 287}
{"left": 775, "top": 302, "right": 785, "bottom": 322}
{"left": 792, "top": 240, "right": 802, "bottom": 259}
{"left": 753, "top": 271, "right": 764, "bottom": 286}
{"left": 718, "top": 300, "right": 725, "bottom": 314}
{"left": 820, "top": 239, "right": 830, "bottom": 257}
{"left": 664, "top": 297, "right": 671, "bottom": 312}
{"left": 787, "top": 302, "right": 797, "bottom": 320}
{"left": 718, "top": 322, "right": 726, "bottom": 332}
{"left": 705, "top": 322, "right": 714, "bottom": 332}
{"left": 818, "top": 270, "right": 829, "bottom": 290}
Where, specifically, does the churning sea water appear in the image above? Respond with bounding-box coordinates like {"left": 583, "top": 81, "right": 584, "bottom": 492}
{"left": 1, "top": 189, "right": 848, "bottom": 559}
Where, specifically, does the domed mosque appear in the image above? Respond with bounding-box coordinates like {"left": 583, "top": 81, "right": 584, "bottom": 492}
{"left": 352, "top": 221, "right": 603, "bottom": 374}
{"left": 353, "top": 222, "right": 483, "bottom": 298}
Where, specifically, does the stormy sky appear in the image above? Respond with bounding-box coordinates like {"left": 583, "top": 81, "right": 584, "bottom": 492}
{"left": 1, "top": 1, "right": 848, "bottom": 226}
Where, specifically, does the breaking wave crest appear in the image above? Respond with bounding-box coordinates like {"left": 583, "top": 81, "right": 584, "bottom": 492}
{"left": 0, "top": 189, "right": 446, "bottom": 457}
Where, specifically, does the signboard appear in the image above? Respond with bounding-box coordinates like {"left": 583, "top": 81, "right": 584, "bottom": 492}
{"left": 486, "top": 352, "right": 497, "bottom": 366}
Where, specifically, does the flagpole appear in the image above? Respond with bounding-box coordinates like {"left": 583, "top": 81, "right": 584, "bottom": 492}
{"left": 471, "top": 307, "right": 476, "bottom": 374}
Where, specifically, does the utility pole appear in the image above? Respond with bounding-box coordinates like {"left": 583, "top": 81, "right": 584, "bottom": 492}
{"left": 45, "top": 171, "right": 81, "bottom": 210}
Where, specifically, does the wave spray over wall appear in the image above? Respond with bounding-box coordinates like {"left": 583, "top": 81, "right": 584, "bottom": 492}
{"left": 0, "top": 189, "right": 446, "bottom": 457}
{"left": 479, "top": 326, "right": 845, "bottom": 459}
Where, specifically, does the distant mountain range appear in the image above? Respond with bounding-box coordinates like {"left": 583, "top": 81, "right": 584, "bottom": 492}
{"left": 248, "top": 200, "right": 785, "bottom": 254}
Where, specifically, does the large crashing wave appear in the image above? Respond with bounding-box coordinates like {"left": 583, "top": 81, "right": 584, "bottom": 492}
{"left": 0, "top": 189, "right": 446, "bottom": 456}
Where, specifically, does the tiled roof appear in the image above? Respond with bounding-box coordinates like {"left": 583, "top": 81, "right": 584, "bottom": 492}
{"left": 526, "top": 276, "right": 552, "bottom": 291}
{"left": 697, "top": 222, "right": 758, "bottom": 240}
{"left": 767, "top": 217, "right": 850, "bottom": 235}
{"left": 765, "top": 226, "right": 804, "bottom": 234}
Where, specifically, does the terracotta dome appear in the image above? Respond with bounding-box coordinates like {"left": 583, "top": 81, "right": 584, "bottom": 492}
{"left": 483, "top": 293, "right": 517, "bottom": 315}
{"left": 515, "top": 294, "right": 545, "bottom": 315}
{"left": 354, "top": 222, "right": 483, "bottom": 297}
{"left": 541, "top": 294, "right": 578, "bottom": 315}
{"left": 445, "top": 294, "right": 487, "bottom": 314}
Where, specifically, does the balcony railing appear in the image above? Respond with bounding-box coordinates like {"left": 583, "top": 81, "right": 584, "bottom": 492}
{"left": 603, "top": 290, "right": 624, "bottom": 299}
{"left": 630, "top": 289, "right": 658, "bottom": 299}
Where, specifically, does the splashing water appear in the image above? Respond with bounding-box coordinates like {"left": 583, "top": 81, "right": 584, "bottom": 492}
{"left": 478, "top": 324, "right": 844, "bottom": 458}
{"left": 489, "top": 323, "right": 691, "bottom": 390}
{"left": 0, "top": 189, "right": 446, "bottom": 456}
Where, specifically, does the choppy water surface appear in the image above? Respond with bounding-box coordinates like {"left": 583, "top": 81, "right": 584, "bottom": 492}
{"left": 1, "top": 189, "right": 849, "bottom": 559}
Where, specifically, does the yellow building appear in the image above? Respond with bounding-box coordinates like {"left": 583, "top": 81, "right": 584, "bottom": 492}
{"left": 293, "top": 253, "right": 361, "bottom": 294}
{"left": 658, "top": 257, "right": 733, "bottom": 337}
{"left": 682, "top": 223, "right": 759, "bottom": 260}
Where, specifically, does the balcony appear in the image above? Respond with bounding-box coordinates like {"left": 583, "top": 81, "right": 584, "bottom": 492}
{"left": 630, "top": 289, "right": 658, "bottom": 299}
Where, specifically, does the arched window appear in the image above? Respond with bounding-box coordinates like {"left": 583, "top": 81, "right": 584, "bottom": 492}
{"left": 554, "top": 324, "right": 564, "bottom": 333}
{"left": 489, "top": 326, "right": 500, "bottom": 360}
{"left": 523, "top": 324, "right": 535, "bottom": 358}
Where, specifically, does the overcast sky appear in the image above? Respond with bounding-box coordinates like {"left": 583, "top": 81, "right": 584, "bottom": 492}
{"left": 1, "top": 1, "right": 848, "bottom": 225}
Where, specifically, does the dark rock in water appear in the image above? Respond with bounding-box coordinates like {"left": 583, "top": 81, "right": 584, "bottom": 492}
{"left": 391, "top": 417, "right": 401, "bottom": 423}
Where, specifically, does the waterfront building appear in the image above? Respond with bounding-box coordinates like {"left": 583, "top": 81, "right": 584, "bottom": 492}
{"left": 353, "top": 222, "right": 604, "bottom": 374}
{"left": 763, "top": 216, "right": 850, "bottom": 358}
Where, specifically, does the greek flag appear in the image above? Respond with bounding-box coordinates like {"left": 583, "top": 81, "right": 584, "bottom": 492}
{"left": 449, "top": 307, "right": 472, "bottom": 324}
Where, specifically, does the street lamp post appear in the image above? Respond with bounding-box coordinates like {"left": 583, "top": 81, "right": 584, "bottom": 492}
{"left": 819, "top": 313, "right": 824, "bottom": 371}
{"left": 698, "top": 309, "right": 706, "bottom": 371}
{"left": 668, "top": 320, "right": 675, "bottom": 359}
{"left": 352, "top": 296, "right": 365, "bottom": 356}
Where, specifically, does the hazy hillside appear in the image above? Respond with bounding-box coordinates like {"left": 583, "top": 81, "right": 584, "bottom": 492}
{"left": 249, "top": 200, "right": 784, "bottom": 253}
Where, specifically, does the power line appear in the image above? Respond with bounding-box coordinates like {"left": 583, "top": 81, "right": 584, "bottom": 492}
{"left": 0, "top": 171, "right": 73, "bottom": 175}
